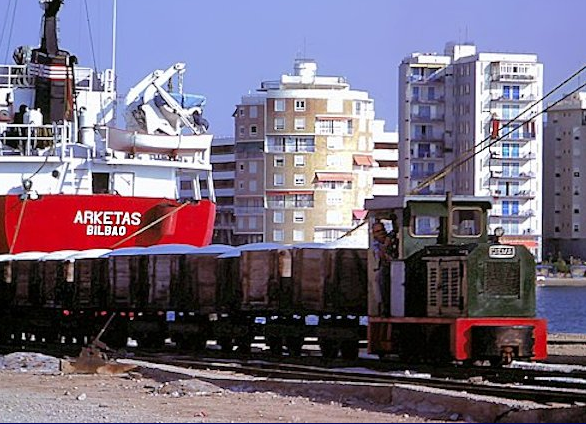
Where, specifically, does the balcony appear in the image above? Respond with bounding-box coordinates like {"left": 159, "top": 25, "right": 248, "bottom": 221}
{"left": 410, "top": 95, "right": 445, "bottom": 104}
{"left": 234, "top": 206, "right": 265, "bottom": 215}
{"left": 490, "top": 72, "right": 536, "bottom": 82}
{"left": 490, "top": 190, "right": 535, "bottom": 199}
{"left": 490, "top": 94, "right": 536, "bottom": 102}
{"left": 410, "top": 114, "right": 445, "bottom": 123}
{"left": 490, "top": 209, "right": 535, "bottom": 219}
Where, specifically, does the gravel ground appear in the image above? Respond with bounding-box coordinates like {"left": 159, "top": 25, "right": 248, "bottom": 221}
{"left": 0, "top": 337, "right": 583, "bottom": 423}
{"left": 0, "top": 353, "right": 452, "bottom": 423}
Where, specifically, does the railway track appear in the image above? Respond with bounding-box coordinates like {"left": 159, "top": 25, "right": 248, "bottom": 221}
{"left": 3, "top": 337, "right": 586, "bottom": 405}
{"left": 122, "top": 349, "right": 586, "bottom": 405}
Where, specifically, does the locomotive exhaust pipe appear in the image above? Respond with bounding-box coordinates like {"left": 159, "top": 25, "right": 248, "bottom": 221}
{"left": 446, "top": 191, "right": 453, "bottom": 245}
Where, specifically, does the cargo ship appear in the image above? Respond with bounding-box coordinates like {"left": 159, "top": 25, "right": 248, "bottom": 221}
{"left": 0, "top": 0, "right": 216, "bottom": 253}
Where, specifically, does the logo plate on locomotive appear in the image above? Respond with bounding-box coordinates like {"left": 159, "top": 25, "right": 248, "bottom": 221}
{"left": 489, "top": 245, "right": 515, "bottom": 258}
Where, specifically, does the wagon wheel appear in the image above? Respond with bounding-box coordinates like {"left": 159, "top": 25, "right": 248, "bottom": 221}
{"left": 285, "top": 337, "right": 303, "bottom": 357}
{"left": 501, "top": 346, "right": 515, "bottom": 366}
{"left": 319, "top": 339, "right": 339, "bottom": 359}
{"left": 340, "top": 340, "right": 359, "bottom": 361}
{"left": 218, "top": 337, "right": 233, "bottom": 352}
{"left": 267, "top": 336, "right": 283, "bottom": 356}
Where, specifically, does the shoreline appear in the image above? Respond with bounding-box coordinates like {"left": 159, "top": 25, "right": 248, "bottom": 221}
{"left": 537, "top": 277, "right": 586, "bottom": 287}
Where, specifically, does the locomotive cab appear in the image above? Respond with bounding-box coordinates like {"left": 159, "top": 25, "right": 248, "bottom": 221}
{"left": 364, "top": 194, "right": 547, "bottom": 365}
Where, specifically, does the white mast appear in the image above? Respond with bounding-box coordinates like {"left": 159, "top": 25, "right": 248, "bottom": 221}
{"left": 111, "top": 0, "right": 117, "bottom": 80}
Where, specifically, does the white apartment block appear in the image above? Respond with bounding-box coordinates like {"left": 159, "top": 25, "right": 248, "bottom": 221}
{"left": 233, "top": 59, "right": 379, "bottom": 245}
{"left": 372, "top": 121, "right": 398, "bottom": 197}
{"left": 543, "top": 92, "right": 586, "bottom": 261}
{"left": 398, "top": 43, "right": 543, "bottom": 259}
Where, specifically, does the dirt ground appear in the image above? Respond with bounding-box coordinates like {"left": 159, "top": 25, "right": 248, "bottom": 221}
{"left": 0, "top": 353, "right": 449, "bottom": 423}
{"left": 0, "top": 338, "right": 583, "bottom": 423}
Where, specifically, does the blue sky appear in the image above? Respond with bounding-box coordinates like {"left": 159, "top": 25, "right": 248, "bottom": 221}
{"left": 2, "top": 0, "right": 584, "bottom": 136}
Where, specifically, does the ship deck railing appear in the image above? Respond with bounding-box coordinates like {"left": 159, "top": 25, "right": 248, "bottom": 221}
{"left": 0, "top": 122, "right": 70, "bottom": 156}
{"left": 0, "top": 64, "right": 114, "bottom": 93}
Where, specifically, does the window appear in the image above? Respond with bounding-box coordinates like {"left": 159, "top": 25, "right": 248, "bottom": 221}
{"left": 248, "top": 162, "right": 257, "bottom": 173}
{"left": 274, "top": 99, "right": 285, "bottom": 112}
{"left": 237, "top": 217, "right": 245, "bottom": 229}
{"left": 274, "top": 156, "right": 284, "bottom": 167}
{"left": 249, "top": 106, "right": 258, "bottom": 118}
{"left": 574, "top": 224, "right": 580, "bottom": 232}
{"left": 293, "top": 211, "right": 305, "bottom": 223}
{"left": 273, "top": 229, "right": 284, "bottom": 242}
{"left": 239, "top": 126, "right": 245, "bottom": 136}
{"left": 412, "top": 87, "right": 420, "bottom": 101}
{"left": 294, "top": 99, "right": 306, "bottom": 111}
{"left": 248, "top": 217, "right": 256, "bottom": 229}
{"left": 427, "top": 86, "right": 435, "bottom": 101}
{"left": 294, "top": 155, "right": 305, "bottom": 167}
{"left": 294, "top": 117, "right": 306, "bottom": 130}
{"left": 249, "top": 180, "right": 256, "bottom": 191}
{"left": 452, "top": 208, "right": 482, "bottom": 237}
{"left": 239, "top": 108, "right": 245, "bottom": 117}
{"left": 274, "top": 174, "right": 284, "bottom": 186}
{"left": 274, "top": 117, "right": 285, "bottom": 130}
{"left": 273, "top": 211, "right": 284, "bottom": 223}
{"left": 355, "top": 101, "right": 362, "bottom": 115}
{"left": 574, "top": 171, "right": 580, "bottom": 177}
{"left": 294, "top": 174, "right": 305, "bottom": 186}
{"left": 503, "top": 85, "right": 520, "bottom": 100}
{"left": 502, "top": 143, "right": 519, "bottom": 158}
{"left": 502, "top": 200, "right": 519, "bottom": 216}
{"left": 293, "top": 229, "right": 304, "bottom": 242}
{"left": 418, "top": 105, "right": 431, "bottom": 119}
{"left": 412, "top": 216, "right": 440, "bottom": 236}
{"left": 250, "top": 125, "right": 257, "bottom": 135}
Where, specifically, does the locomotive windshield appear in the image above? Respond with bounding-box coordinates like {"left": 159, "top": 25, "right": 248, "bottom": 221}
{"left": 452, "top": 208, "right": 483, "bottom": 237}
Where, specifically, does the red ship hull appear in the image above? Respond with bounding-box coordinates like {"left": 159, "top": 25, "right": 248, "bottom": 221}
{"left": 0, "top": 194, "right": 216, "bottom": 253}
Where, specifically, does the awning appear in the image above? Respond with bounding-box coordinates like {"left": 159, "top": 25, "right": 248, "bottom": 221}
{"left": 315, "top": 114, "right": 351, "bottom": 121}
{"left": 266, "top": 190, "right": 314, "bottom": 195}
{"left": 502, "top": 237, "right": 538, "bottom": 248}
{"left": 352, "top": 209, "right": 368, "bottom": 220}
{"left": 315, "top": 172, "right": 353, "bottom": 182}
{"left": 353, "top": 154, "right": 374, "bottom": 166}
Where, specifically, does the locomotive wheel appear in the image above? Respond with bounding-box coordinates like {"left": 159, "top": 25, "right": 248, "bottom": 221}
{"left": 340, "top": 340, "right": 359, "bottom": 360}
{"left": 319, "top": 339, "right": 339, "bottom": 359}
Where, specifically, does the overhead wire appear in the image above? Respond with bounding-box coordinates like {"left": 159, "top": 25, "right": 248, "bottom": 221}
{"left": 336, "top": 63, "right": 586, "bottom": 240}
{"left": 410, "top": 63, "right": 586, "bottom": 194}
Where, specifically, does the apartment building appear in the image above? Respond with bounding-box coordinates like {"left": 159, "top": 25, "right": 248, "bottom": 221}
{"left": 543, "top": 92, "right": 586, "bottom": 260}
{"left": 209, "top": 136, "right": 236, "bottom": 245}
{"left": 233, "top": 59, "right": 378, "bottom": 244}
{"left": 398, "top": 43, "right": 543, "bottom": 259}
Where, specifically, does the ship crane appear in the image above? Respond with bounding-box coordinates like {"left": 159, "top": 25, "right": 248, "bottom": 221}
{"left": 124, "top": 62, "right": 209, "bottom": 136}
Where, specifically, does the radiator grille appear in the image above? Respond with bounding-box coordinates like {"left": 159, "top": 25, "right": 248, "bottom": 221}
{"left": 484, "top": 261, "right": 520, "bottom": 297}
{"left": 427, "top": 260, "right": 462, "bottom": 315}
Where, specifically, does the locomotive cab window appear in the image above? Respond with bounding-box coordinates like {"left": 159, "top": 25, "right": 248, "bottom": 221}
{"left": 451, "top": 208, "right": 482, "bottom": 237}
{"left": 411, "top": 215, "right": 440, "bottom": 237}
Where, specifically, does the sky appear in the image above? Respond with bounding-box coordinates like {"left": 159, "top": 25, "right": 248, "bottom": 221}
{"left": 1, "top": 0, "right": 585, "bottom": 137}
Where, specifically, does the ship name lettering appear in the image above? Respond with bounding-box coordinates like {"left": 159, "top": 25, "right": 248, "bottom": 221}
{"left": 86, "top": 225, "right": 127, "bottom": 237}
{"left": 74, "top": 210, "right": 142, "bottom": 236}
